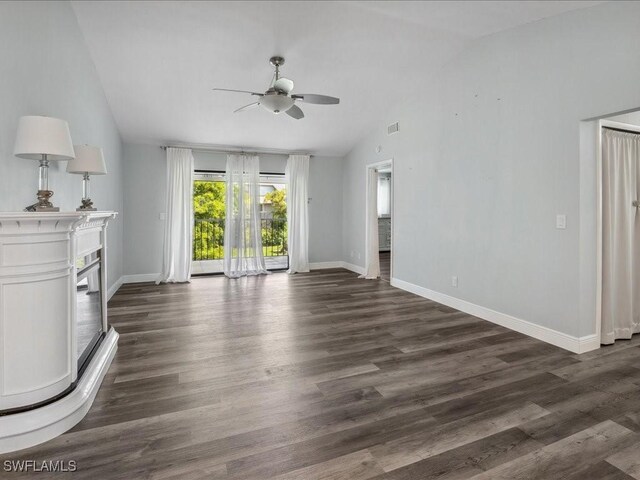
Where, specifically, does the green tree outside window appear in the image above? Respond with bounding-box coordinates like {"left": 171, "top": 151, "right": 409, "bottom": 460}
{"left": 192, "top": 180, "right": 287, "bottom": 260}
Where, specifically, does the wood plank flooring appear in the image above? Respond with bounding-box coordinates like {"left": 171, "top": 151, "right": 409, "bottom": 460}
{"left": 380, "top": 252, "right": 390, "bottom": 281}
{"left": 3, "top": 268, "right": 640, "bottom": 479}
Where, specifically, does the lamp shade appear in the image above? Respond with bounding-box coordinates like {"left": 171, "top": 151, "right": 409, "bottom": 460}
{"left": 14, "top": 116, "right": 75, "bottom": 161}
{"left": 67, "top": 145, "right": 107, "bottom": 175}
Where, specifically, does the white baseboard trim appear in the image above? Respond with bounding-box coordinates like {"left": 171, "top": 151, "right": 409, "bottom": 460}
{"left": 107, "top": 274, "right": 159, "bottom": 301}
{"left": 308, "top": 261, "right": 366, "bottom": 275}
{"left": 107, "top": 276, "right": 124, "bottom": 300}
{"left": 390, "top": 277, "right": 599, "bottom": 355}
{"left": 0, "top": 328, "right": 119, "bottom": 453}
{"left": 310, "top": 261, "right": 344, "bottom": 270}
{"left": 340, "top": 261, "right": 366, "bottom": 276}
{"left": 576, "top": 334, "right": 600, "bottom": 354}
{"left": 122, "top": 273, "right": 161, "bottom": 284}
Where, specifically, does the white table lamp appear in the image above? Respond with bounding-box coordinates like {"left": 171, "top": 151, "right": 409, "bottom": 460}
{"left": 14, "top": 116, "right": 75, "bottom": 212}
{"left": 67, "top": 145, "right": 107, "bottom": 211}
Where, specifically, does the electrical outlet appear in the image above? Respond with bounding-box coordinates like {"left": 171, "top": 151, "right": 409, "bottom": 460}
{"left": 451, "top": 276, "right": 458, "bottom": 287}
{"left": 556, "top": 214, "right": 567, "bottom": 229}
{"left": 159, "top": 212, "right": 166, "bottom": 220}
{"left": 356, "top": 252, "right": 361, "bottom": 260}
{"left": 350, "top": 250, "right": 355, "bottom": 259}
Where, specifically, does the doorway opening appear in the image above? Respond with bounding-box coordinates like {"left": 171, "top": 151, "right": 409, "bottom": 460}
{"left": 363, "top": 159, "right": 393, "bottom": 281}
{"left": 593, "top": 111, "right": 640, "bottom": 345}
{"left": 191, "top": 170, "right": 288, "bottom": 275}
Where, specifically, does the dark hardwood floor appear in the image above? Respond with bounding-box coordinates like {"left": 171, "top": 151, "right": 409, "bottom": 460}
{"left": 3, "top": 268, "right": 640, "bottom": 479}
{"left": 380, "top": 251, "right": 390, "bottom": 281}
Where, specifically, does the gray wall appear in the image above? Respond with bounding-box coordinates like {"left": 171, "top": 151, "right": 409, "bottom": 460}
{"left": 0, "top": 1, "right": 124, "bottom": 291}
{"left": 123, "top": 144, "right": 343, "bottom": 275}
{"left": 609, "top": 111, "right": 640, "bottom": 126}
{"left": 341, "top": 1, "right": 640, "bottom": 338}
{"left": 122, "top": 144, "right": 166, "bottom": 277}
{"left": 308, "top": 156, "right": 343, "bottom": 263}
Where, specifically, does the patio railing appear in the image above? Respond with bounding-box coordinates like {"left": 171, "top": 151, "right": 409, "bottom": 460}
{"left": 193, "top": 217, "right": 287, "bottom": 261}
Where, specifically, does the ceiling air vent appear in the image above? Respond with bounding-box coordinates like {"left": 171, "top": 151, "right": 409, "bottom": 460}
{"left": 387, "top": 122, "right": 399, "bottom": 135}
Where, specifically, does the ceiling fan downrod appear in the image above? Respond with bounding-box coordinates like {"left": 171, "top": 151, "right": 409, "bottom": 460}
{"left": 270, "top": 56, "right": 285, "bottom": 81}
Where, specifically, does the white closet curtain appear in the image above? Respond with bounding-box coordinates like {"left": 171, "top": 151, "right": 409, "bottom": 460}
{"left": 601, "top": 128, "right": 640, "bottom": 344}
{"left": 360, "top": 168, "right": 380, "bottom": 279}
{"left": 158, "top": 148, "right": 194, "bottom": 283}
{"left": 286, "top": 155, "right": 310, "bottom": 273}
{"left": 223, "top": 154, "right": 269, "bottom": 278}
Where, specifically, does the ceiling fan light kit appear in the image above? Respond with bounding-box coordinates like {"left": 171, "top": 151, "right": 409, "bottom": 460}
{"left": 213, "top": 56, "right": 340, "bottom": 120}
{"left": 259, "top": 93, "right": 294, "bottom": 114}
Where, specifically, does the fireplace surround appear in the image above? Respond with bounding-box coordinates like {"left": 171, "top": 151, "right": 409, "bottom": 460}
{"left": 0, "top": 211, "right": 118, "bottom": 453}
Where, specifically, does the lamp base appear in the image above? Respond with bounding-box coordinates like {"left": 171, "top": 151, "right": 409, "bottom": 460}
{"left": 24, "top": 190, "right": 59, "bottom": 212}
{"left": 25, "top": 205, "right": 60, "bottom": 212}
{"left": 76, "top": 198, "right": 96, "bottom": 211}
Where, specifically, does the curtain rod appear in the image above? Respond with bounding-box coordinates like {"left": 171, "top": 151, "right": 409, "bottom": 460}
{"left": 195, "top": 169, "right": 284, "bottom": 176}
{"left": 161, "top": 144, "right": 311, "bottom": 156}
{"left": 603, "top": 126, "right": 640, "bottom": 135}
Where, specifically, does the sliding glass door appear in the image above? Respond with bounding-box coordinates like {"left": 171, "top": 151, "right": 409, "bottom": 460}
{"left": 192, "top": 171, "right": 288, "bottom": 274}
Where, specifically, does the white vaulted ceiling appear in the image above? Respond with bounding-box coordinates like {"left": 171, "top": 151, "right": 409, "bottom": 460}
{"left": 71, "top": 1, "right": 603, "bottom": 156}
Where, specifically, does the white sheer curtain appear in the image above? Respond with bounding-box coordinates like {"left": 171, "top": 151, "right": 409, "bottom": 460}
{"left": 360, "top": 167, "right": 380, "bottom": 279}
{"left": 286, "top": 155, "right": 310, "bottom": 273}
{"left": 223, "top": 154, "right": 269, "bottom": 278}
{"left": 158, "top": 148, "right": 194, "bottom": 283}
{"left": 602, "top": 128, "right": 640, "bottom": 343}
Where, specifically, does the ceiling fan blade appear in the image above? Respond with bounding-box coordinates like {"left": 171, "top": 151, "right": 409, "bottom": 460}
{"left": 286, "top": 104, "right": 304, "bottom": 120}
{"left": 234, "top": 102, "right": 260, "bottom": 113}
{"left": 291, "top": 94, "right": 339, "bottom": 105}
{"left": 273, "top": 77, "right": 294, "bottom": 94}
{"left": 213, "top": 88, "right": 263, "bottom": 96}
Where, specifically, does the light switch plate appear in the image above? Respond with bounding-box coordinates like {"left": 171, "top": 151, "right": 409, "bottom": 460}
{"left": 159, "top": 212, "right": 166, "bottom": 220}
{"left": 556, "top": 214, "right": 567, "bottom": 229}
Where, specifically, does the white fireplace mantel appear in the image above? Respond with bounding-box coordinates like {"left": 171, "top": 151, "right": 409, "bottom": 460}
{"left": 0, "top": 211, "right": 119, "bottom": 453}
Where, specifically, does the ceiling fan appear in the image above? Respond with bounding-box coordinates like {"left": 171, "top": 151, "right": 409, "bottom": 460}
{"left": 212, "top": 56, "right": 340, "bottom": 120}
